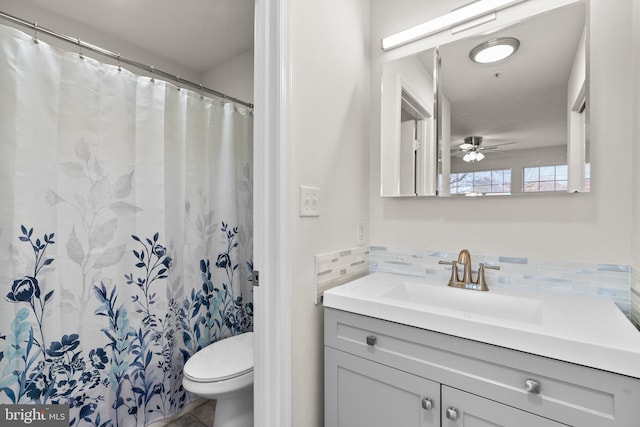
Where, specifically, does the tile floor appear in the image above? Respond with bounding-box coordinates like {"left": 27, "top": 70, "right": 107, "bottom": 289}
{"left": 165, "top": 400, "right": 216, "bottom": 427}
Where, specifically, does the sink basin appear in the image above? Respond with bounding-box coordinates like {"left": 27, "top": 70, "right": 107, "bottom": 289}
{"left": 381, "top": 280, "right": 543, "bottom": 324}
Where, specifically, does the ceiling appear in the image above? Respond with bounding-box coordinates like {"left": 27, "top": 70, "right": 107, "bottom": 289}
{"left": 1, "top": 0, "right": 254, "bottom": 75}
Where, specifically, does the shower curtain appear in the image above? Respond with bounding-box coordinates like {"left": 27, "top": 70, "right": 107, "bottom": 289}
{"left": 0, "top": 24, "right": 253, "bottom": 426}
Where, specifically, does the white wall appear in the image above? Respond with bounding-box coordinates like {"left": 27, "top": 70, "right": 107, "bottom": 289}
{"left": 0, "top": 0, "right": 200, "bottom": 82}
{"left": 288, "top": 0, "right": 370, "bottom": 426}
{"left": 631, "top": 0, "right": 640, "bottom": 325}
{"left": 203, "top": 49, "right": 254, "bottom": 103}
{"left": 634, "top": 1, "right": 640, "bottom": 240}
{"left": 370, "top": 0, "right": 634, "bottom": 264}
{"left": 633, "top": 0, "right": 640, "bottom": 259}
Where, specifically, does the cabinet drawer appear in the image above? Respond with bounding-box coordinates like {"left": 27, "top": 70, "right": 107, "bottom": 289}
{"left": 324, "top": 308, "right": 640, "bottom": 426}
{"left": 441, "top": 386, "right": 567, "bottom": 427}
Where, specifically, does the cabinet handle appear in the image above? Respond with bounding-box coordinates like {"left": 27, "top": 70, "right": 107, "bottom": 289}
{"left": 366, "top": 335, "right": 377, "bottom": 346}
{"left": 421, "top": 397, "right": 433, "bottom": 411}
{"left": 445, "top": 407, "right": 459, "bottom": 421}
{"left": 525, "top": 379, "right": 541, "bottom": 394}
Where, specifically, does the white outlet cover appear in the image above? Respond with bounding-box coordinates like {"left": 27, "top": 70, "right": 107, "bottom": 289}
{"left": 356, "top": 220, "right": 366, "bottom": 246}
{"left": 300, "top": 185, "right": 320, "bottom": 217}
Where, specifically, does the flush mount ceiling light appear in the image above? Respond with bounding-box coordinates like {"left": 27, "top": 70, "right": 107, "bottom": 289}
{"left": 469, "top": 37, "right": 520, "bottom": 63}
{"left": 380, "top": 0, "right": 525, "bottom": 51}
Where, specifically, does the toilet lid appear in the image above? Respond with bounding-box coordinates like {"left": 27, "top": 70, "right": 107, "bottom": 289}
{"left": 184, "top": 332, "right": 254, "bottom": 382}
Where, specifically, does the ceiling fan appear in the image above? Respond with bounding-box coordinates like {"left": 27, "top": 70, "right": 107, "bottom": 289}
{"left": 452, "top": 136, "right": 517, "bottom": 162}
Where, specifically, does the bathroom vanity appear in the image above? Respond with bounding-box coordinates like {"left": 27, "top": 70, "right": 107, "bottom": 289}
{"left": 323, "top": 273, "right": 640, "bottom": 426}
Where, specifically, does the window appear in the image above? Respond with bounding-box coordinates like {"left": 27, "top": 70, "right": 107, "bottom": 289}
{"left": 523, "top": 165, "right": 567, "bottom": 192}
{"left": 584, "top": 163, "right": 591, "bottom": 191}
{"left": 450, "top": 169, "right": 511, "bottom": 195}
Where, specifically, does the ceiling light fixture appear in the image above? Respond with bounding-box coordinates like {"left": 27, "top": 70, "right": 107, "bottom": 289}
{"left": 463, "top": 151, "right": 485, "bottom": 162}
{"left": 461, "top": 136, "right": 486, "bottom": 162}
{"left": 380, "top": 0, "right": 525, "bottom": 51}
{"left": 469, "top": 37, "right": 520, "bottom": 63}
{"left": 460, "top": 135, "right": 483, "bottom": 150}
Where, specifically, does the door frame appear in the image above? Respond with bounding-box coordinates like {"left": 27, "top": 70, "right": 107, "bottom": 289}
{"left": 253, "top": 0, "right": 292, "bottom": 426}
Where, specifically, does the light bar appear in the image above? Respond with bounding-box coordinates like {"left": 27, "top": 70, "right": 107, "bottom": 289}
{"left": 381, "top": 0, "right": 525, "bottom": 51}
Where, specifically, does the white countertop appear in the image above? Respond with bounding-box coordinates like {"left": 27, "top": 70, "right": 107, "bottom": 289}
{"left": 323, "top": 272, "right": 640, "bottom": 379}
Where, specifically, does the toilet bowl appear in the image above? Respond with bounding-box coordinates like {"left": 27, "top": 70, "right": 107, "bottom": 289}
{"left": 183, "top": 332, "right": 254, "bottom": 427}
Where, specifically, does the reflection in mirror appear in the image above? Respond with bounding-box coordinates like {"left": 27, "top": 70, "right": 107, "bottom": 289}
{"left": 437, "top": 1, "right": 588, "bottom": 196}
{"left": 399, "top": 90, "right": 429, "bottom": 195}
{"left": 381, "top": 51, "right": 437, "bottom": 196}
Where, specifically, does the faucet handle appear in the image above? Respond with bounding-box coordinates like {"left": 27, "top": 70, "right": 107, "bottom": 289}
{"left": 439, "top": 260, "right": 458, "bottom": 286}
{"left": 476, "top": 263, "right": 500, "bottom": 291}
{"left": 481, "top": 263, "right": 500, "bottom": 271}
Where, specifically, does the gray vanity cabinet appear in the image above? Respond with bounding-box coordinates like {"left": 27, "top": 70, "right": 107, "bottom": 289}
{"left": 325, "top": 346, "right": 440, "bottom": 426}
{"left": 324, "top": 347, "right": 565, "bottom": 427}
{"left": 324, "top": 307, "right": 640, "bottom": 427}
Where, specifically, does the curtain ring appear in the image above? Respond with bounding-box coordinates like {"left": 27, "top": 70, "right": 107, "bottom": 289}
{"left": 78, "top": 38, "right": 84, "bottom": 59}
{"left": 117, "top": 54, "right": 122, "bottom": 72}
{"left": 176, "top": 76, "right": 181, "bottom": 91}
{"left": 33, "top": 22, "right": 39, "bottom": 44}
{"left": 199, "top": 84, "right": 204, "bottom": 100}
{"left": 150, "top": 65, "right": 155, "bottom": 83}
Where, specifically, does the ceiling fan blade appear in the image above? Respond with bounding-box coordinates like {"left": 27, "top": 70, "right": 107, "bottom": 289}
{"left": 484, "top": 141, "right": 517, "bottom": 148}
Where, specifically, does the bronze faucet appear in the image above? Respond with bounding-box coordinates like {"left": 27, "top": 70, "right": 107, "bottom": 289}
{"left": 439, "top": 249, "right": 500, "bottom": 291}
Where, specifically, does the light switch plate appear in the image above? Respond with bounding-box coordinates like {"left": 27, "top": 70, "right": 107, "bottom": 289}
{"left": 300, "top": 185, "right": 320, "bottom": 217}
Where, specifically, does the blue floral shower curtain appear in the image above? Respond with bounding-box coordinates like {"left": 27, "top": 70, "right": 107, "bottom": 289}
{"left": 0, "top": 24, "right": 253, "bottom": 426}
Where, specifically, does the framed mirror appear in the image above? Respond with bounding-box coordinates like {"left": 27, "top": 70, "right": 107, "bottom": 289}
{"left": 380, "top": 0, "right": 589, "bottom": 198}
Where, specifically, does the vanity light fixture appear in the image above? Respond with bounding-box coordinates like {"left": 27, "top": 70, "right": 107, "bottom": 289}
{"left": 469, "top": 37, "right": 520, "bottom": 63}
{"left": 380, "top": 0, "right": 525, "bottom": 51}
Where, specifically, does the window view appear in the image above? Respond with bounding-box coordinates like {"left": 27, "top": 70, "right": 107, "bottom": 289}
{"left": 523, "top": 165, "right": 568, "bottom": 192}
{"left": 584, "top": 163, "right": 591, "bottom": 191}
{"left": 450, "top": 169, "right": 511, "bottom": 195}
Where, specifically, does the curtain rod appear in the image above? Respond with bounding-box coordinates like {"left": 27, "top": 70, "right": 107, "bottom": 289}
{"left": 0, "top": 10, "right": 254, "bottom": 110}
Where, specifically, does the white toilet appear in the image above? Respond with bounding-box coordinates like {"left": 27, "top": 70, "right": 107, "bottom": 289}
{"left": 183, "top": 332, "right": 254, "bottom": 427}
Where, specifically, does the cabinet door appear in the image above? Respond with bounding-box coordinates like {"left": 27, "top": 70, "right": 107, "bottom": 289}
{"left": 441, "top": 386, "right": 568, "bottom": 427}
{"left": 325, "top": 346, "right": 440, "bottom": 427}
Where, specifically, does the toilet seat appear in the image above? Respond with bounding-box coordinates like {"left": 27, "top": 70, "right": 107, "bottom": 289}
{"left": 184, "top": 332, "right": 254, "bottom": 383}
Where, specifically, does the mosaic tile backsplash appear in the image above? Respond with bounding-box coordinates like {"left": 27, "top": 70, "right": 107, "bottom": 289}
{"left": 632, "top": 266, "right": 640, "bottom": 328}
{"left": 315, "top": 245, "right": 632, "bottom": 318}
{"left": 314, "top": 246, "right": 369, "bottom": 304}
{"left": 370, "top": 246, "right": 631, "bottom": 316}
